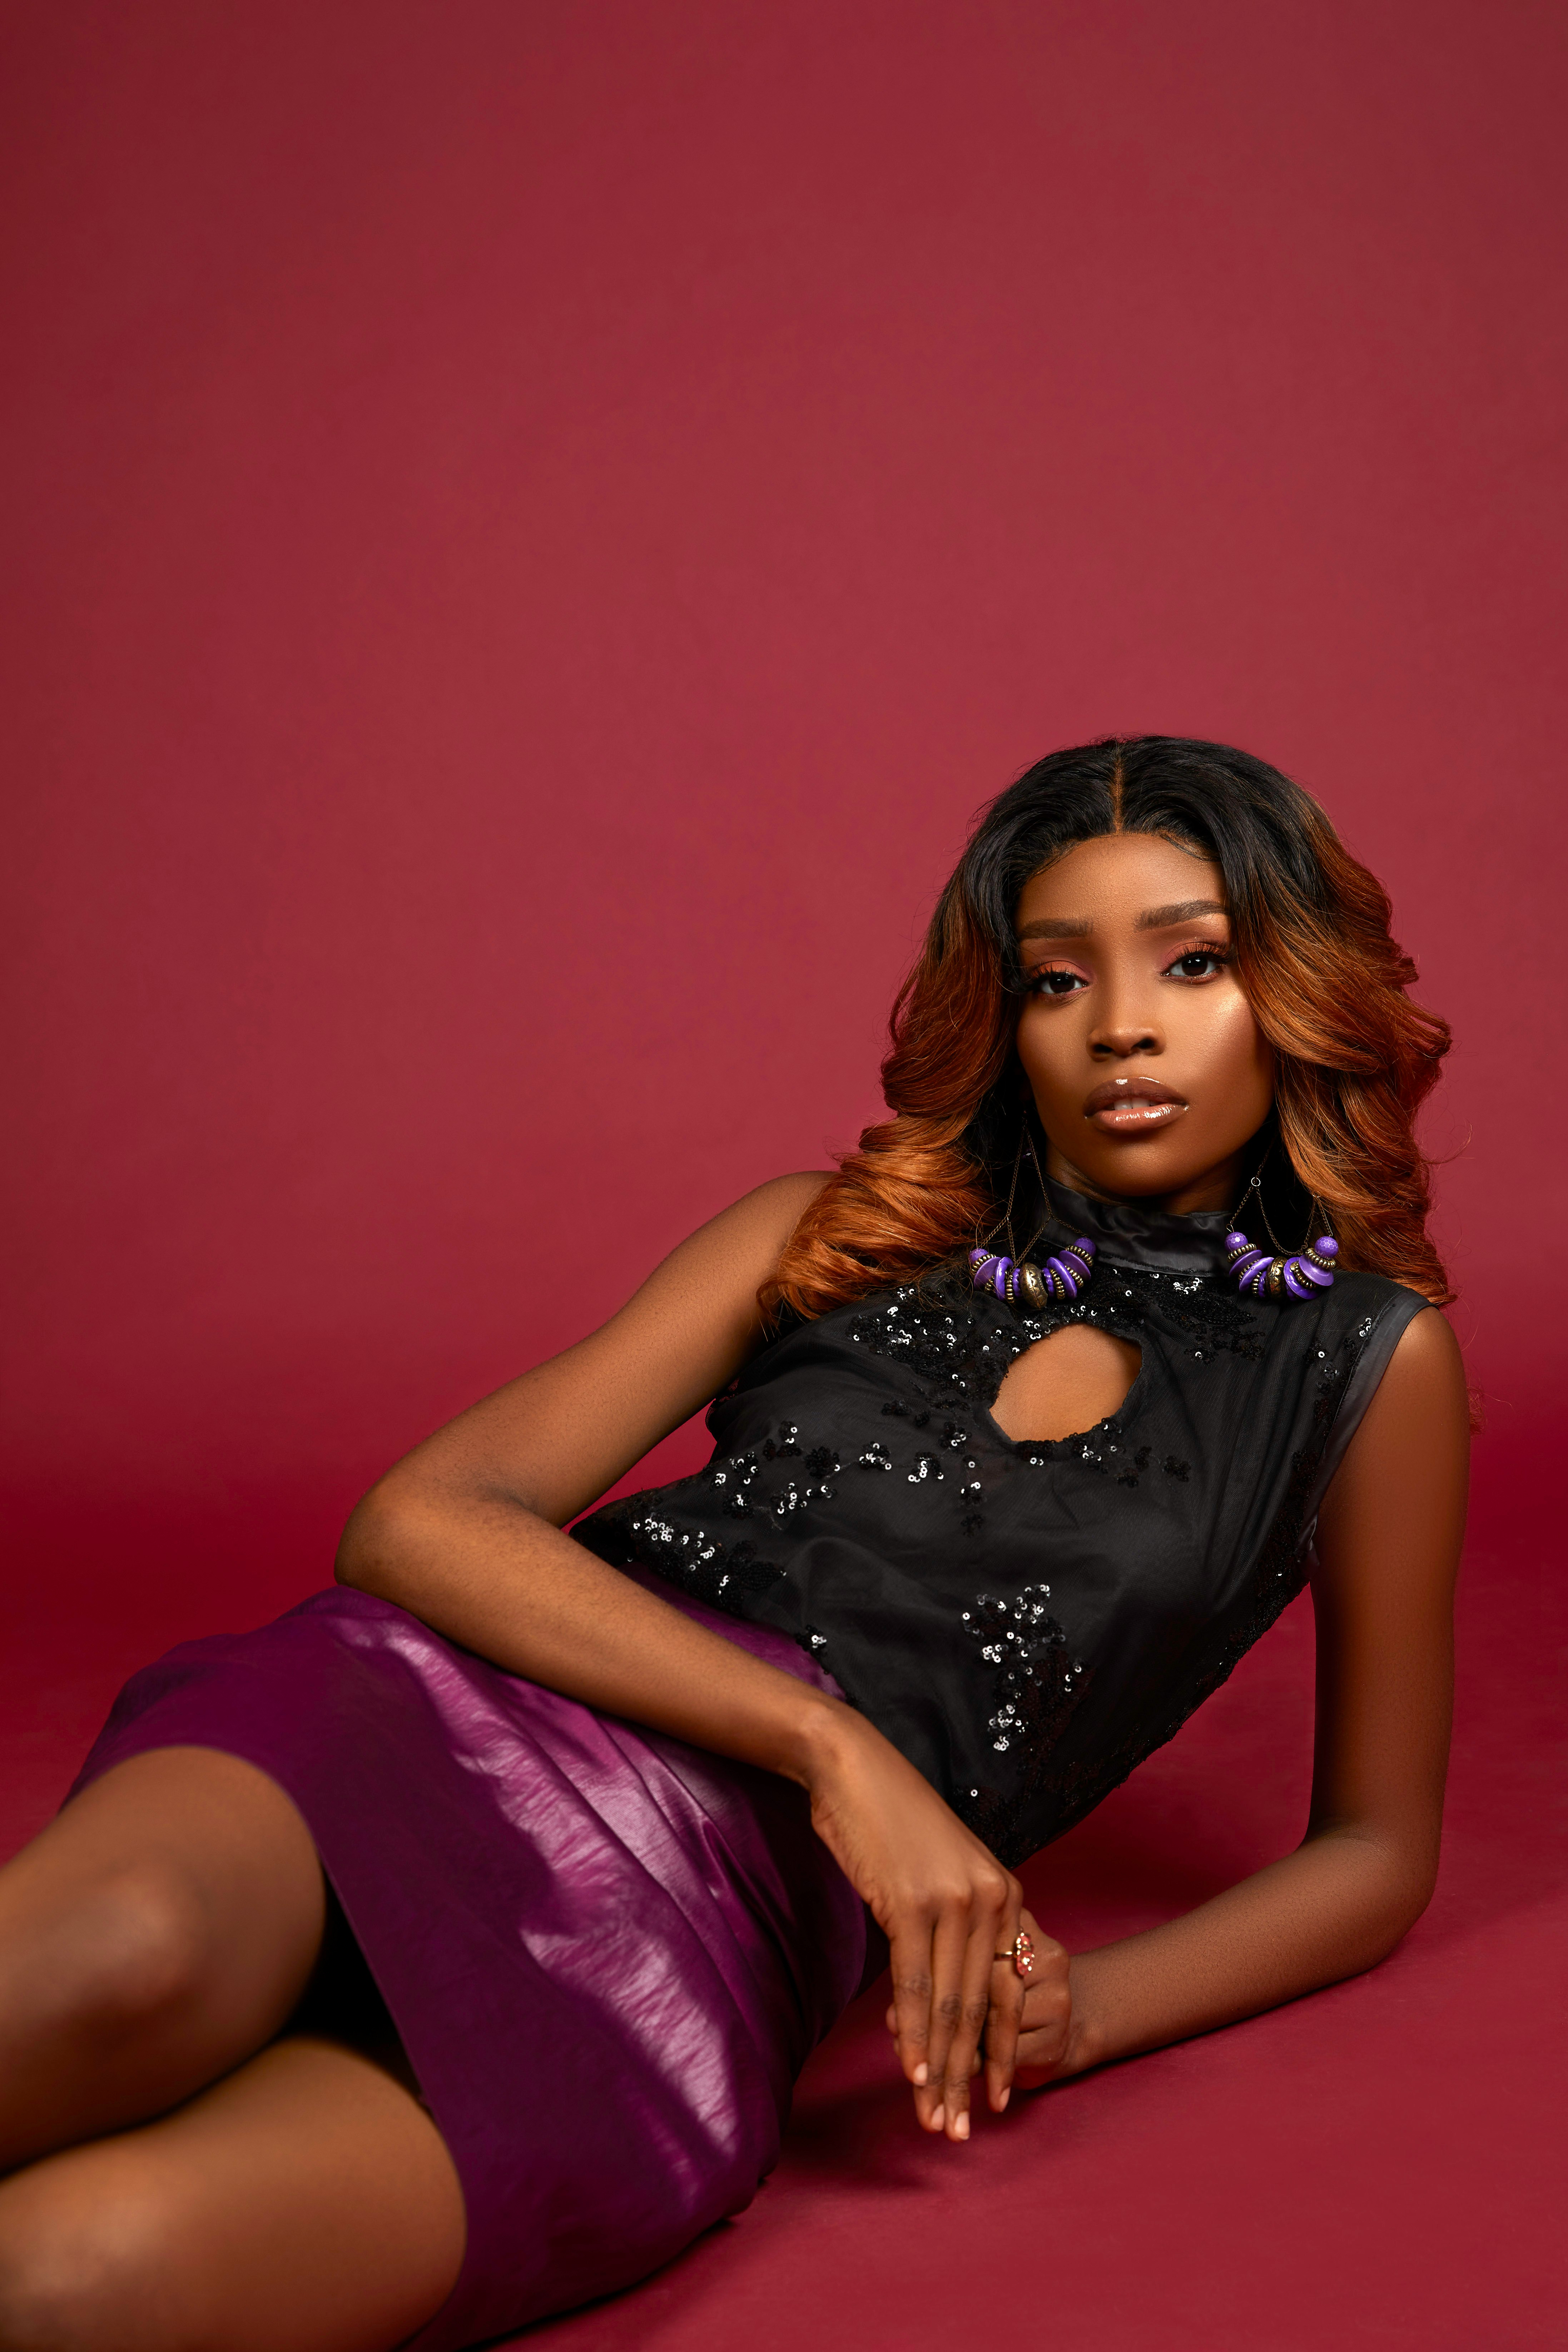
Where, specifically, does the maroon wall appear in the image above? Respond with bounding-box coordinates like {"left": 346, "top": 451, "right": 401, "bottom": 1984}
{"left": 5, "top": 1, "right": 1564, "bottom": 1738}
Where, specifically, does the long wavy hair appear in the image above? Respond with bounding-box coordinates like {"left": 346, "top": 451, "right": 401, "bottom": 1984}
{"left": 764, "top": 735, "right": 1452, "bottom": 1322}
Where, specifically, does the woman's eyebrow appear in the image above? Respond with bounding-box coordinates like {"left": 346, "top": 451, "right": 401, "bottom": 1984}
{"left": 1015, "top": 898, "right": 1228, "bottom": 942}
{"left": 1016, "top": 914, "right": 1091, "bottom": 940}
{"left": 1134, "top": 898, "right": 1229, "bottom": 930}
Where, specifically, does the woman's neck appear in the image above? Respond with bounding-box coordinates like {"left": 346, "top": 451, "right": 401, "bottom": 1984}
{"left": 1043, "top": 1142, "right": 1249, "bottom": 1220}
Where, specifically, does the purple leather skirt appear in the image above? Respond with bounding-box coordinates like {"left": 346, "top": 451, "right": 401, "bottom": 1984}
{"left": 70, "top": 1584, "right": 867, "bottom": 2350}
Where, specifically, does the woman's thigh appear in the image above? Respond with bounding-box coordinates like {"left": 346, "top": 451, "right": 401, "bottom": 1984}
{"left": 0, "top": 1746, "right": 327, "bottom": 2168}
{"left": 0, "top": 2032, "right": 466, "bottom": 2352}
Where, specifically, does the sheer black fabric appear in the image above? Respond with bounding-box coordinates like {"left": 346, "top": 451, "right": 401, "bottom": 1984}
{"left": 575, "top": 1185, "right": 1427, "bottom": 1868}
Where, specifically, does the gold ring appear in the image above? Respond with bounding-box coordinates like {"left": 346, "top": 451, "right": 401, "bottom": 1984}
{"left": 993, "top": 1930, "right": 1034, "bottom": 1979}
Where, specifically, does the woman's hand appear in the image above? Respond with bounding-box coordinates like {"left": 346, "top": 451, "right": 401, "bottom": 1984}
{"left": 881, "top": 1902, "right": 1074, "bottom": 2103}
{"left": 805, "top": 1710, "right": 1037, "bottom": 2140}
{"left": 1010, "top": 1908, "right": 1075, "bottom": 2085}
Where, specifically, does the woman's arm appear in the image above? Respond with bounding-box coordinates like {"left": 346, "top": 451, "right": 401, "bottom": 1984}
{"left": 1012, "top": 1305, "right": 1470, "bottom": 2083}
{"left": 337, "top": 1176, "right": 1039, "bottom": 2143}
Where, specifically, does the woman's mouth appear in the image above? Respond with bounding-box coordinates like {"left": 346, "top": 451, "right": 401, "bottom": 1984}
{"left": 1083, "top": 1078, "right": 1188, "bottom": 1133}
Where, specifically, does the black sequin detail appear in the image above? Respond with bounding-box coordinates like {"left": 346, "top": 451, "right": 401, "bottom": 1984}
{"left": 847, "top": 1277, "right": 1033, "bottom": 1409}
{"left": 1020, "top": 1419, "right": 1130, "bottom": 1475}
{"left": 845, "top": 1262, "right": 1264, "bottom": 1417}
{"left": 572, "top": 1252, "right": 1419, "bottom": 1874}
{"left": 620, "top": 1514, "right": 783, "bottom": 1612}
{"left": 957, "top": 1587, "right": 1090, "bottom": 1852}
{"left": 962, "top": 1586, "right": 1086, "bottom": 1751}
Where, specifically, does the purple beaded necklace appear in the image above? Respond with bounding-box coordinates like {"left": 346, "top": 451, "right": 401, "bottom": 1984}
{"left": 968, "top": 1126, "right": 1098, "bottom": 1309}
{"left": 969, "top": 1133, "right": 1337, "bottom": 1310}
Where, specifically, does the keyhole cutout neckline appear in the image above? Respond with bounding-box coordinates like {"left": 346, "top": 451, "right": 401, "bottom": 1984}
{"left": 980, "top": 1170, "right": 1239, "bottom": 1443}
{"left": 990, "top": 1323, "right": 1143, "bottom": 1446}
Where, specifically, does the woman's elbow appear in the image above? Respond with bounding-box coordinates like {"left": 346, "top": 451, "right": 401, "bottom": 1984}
{"left": 336, "top": 1478, "right": 426, "bottom": 1597}
{"left": 1323, "top": 1826, "right": 1442, "bottom": 1968}
{"left": 1364, "top": 1878, "right": 1437, "bottom": 1968}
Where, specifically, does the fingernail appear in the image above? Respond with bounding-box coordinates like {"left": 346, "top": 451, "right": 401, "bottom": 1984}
{"left": 929, "top": 2104, "right": 945, "bottom": 2131}
{"left": 954, "top": 2111, "right": 969, "bottom": 2140}
{"left": 998, "top": 2088, "right": 1010, "bottom": 2111}
{"left": 912, "top": 2063, "right": 928, "bottom": 2086}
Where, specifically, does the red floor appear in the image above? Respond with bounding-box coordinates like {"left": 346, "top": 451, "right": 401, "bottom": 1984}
{"left": 4, "top": 1442, "right": 1562, "bottom": 2351}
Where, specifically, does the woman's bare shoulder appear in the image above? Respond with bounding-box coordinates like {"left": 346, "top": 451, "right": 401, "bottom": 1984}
{"left": 699, "top": 1169, "right": 832, "bottom": 1250}
{"left": 645, "top": 1170, "right": 831, "bottom": 1291}
{"left": 1368, "top": 1302, "right": 1469, "bottom": 1426}
{"left": 580, "top": 1169, "right": 834, "bottom": 1360}
{"left": 1314, "top": 1303, "right": 1469, "bottom": 1576}
{"left": 359, "top": 1173, "right": 838, "bottom": 1530}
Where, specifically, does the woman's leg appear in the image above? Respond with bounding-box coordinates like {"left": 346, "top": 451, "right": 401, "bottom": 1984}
{"left": 0, "top": 1745, "right": 331, "bottom": 2168}
{"left": 0, "top": 1744, "right": 466, "bottom": 2347}
{"left": 0, "top": 2030, "right": 465, "bottom": 2352}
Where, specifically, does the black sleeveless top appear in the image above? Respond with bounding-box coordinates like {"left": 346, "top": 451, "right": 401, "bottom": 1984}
{"left": 575, "top": 1184, "right": 1428, "bottom": 1868}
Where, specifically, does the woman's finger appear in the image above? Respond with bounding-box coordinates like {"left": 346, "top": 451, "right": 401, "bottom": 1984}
{"left": 935, "top": 1904, "right": 1000, "bottom": 2140}
{"left": 885, "top": 1957, "right": 1011, "bottom": 2090}
{"left": 1013, "top": 1917, "right": 1073, "bottom": 2080}
{"left": 928, "top": 1864, "right": 1015, "bottom": 2141}
{"left": 886, "top": 1909, "right": 939, "bottom": 2114}
{"left": 918, "top": 1899, "right": 973, "bottom": 2134}
{"left": 983, "top": 1891, "right": 1028, "bottom": 2111}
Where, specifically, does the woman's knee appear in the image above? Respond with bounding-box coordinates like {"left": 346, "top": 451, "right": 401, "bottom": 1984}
{"left": 0, "top": 1761, "right": 329, "bottom": 2175}
{"left": 0, "top": 2169, "right": 183, "bottom": 2352}
{"left": 1, "top": 1752, "right": 328, "bottom": 2062}
{"left": 32, "top": 1860, "right": 220, "bottom": 2048}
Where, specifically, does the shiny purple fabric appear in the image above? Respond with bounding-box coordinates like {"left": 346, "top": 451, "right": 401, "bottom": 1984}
{"left": 70, "top": 1585, "right": 867, "bottom": 2350}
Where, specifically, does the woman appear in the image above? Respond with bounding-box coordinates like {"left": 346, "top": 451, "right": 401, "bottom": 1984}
{"left": 0, "top": 737, "right": 1468, "bottom": 2352}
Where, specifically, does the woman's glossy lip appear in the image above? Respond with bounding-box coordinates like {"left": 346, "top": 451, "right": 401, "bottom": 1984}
{"left": 1083, "top": 1078, "right": 1187, "bottom": 1131}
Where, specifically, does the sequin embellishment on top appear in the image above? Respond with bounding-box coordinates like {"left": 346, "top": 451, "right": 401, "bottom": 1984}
{"left": 962, "top": 1587, "right": 1087, "bottom": 1755}
{"left": 577, "top": 1193, "right": 1429, "bottom": 1867}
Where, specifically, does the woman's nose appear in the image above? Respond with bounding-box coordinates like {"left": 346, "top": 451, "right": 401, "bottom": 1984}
{"left": 1088, "top": 1016, "right": 1162, "bottom": 1060}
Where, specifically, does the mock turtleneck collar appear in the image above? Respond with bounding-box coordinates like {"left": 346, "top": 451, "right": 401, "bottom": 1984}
{"left": 1036, "top": 1174, "right": 1235, "bottom": 1277}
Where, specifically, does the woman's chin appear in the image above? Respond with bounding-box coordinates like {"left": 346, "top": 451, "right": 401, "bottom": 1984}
{"left": 1072, "top": 1153, "right": 1209, "bottom": 1203}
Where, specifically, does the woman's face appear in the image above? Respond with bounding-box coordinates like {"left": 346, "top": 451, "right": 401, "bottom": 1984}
{"left": 1012, "top": 830, "right": 1275, "bottom": 1214}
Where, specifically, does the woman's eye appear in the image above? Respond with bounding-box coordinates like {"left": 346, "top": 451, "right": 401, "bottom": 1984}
{"left": 1165, "top": 948, "right": 1229, "bottom": 980}
{"left": 1028, "top": 967, "right": 1086, "bottom": 996}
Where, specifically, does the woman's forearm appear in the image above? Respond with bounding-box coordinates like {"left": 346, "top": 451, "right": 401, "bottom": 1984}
{"left": 1043, "top": 1829, "right": 1436, "bottom": 2079}
{"left": 337, "top": 1483, "right": 851, "bottom": 1788}
{"left": 341, "top": 1478, "right": 1056, "bottom": 2142}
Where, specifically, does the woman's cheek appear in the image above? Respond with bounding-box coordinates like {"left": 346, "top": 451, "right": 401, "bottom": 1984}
{"left": 1019, "top": 1049, "right": 1076, "bottom": 1122}
{"left": 1202, "top": 998, "right": 1274, "bottom": 1120}
{"left": 1191, "top": 985, "right": 1261, "bottom": 1064}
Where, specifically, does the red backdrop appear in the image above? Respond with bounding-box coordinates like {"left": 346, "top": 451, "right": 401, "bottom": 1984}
{"left": 3, "top": 6, "right": 1565, "bottom": 2343}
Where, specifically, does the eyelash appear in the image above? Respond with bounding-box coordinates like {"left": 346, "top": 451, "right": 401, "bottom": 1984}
{"left": 1024, "top": 942, "right": 1233, "bottom": 995}
{"left": 1163, "top": 942, "right": 1233, "bottom": 981}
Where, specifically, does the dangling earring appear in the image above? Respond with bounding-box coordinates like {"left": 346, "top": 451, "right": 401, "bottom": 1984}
{"left": 1225, "top": 1168, "right": 1338, "bottom": 1301}
{"left": 969, "top": 1121, "right": 1097, "bottom": 1309}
